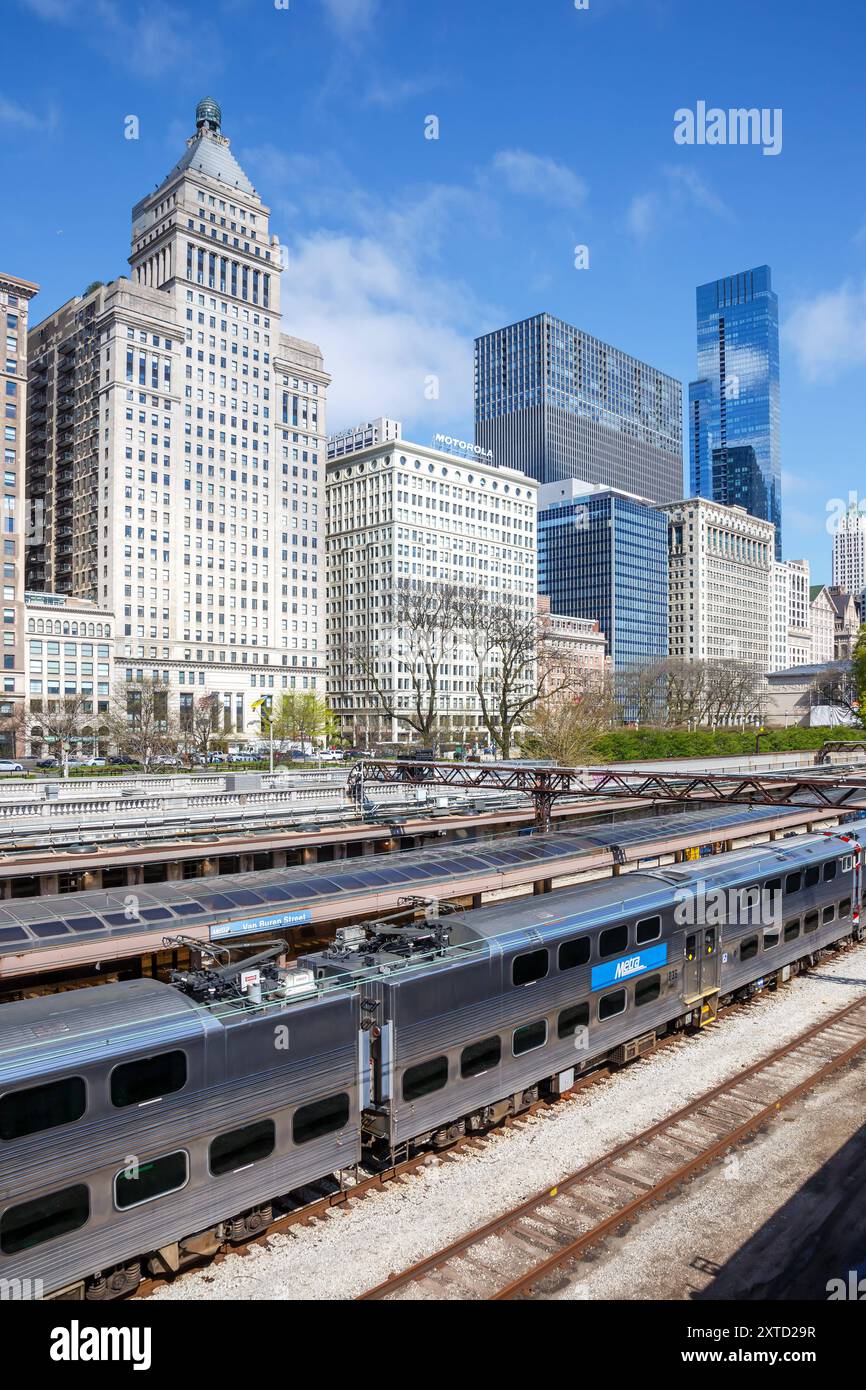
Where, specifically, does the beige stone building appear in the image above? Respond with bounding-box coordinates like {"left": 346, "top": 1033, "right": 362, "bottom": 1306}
{"left": 537, "top": 595, "right": 607, "bottom": 691}
{"left": 0, "top": 272, "right": 38, "bottom": 754}
{"left": 26, "top": 99, "right": 328, "bottom": 742}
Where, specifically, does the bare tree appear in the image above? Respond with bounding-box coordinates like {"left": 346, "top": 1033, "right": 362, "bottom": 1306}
{"left": 20, "top": 694, "right": 91, "bottom": 778}
{"left": 106, "top": 679, "right": 179, "bottom": 771}
{"left": 521, "top": 678, "right": 617, "bottom": 764}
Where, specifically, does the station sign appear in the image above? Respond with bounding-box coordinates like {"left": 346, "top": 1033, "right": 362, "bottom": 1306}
{"left": 210, "top": 908, "right": 313, "bottom": 941}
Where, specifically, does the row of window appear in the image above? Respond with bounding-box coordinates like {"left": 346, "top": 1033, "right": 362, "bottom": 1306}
{"left": 512, "top": 915, "right": 662, "bottom": 987}
{"left": 0, "top": 1092, "right": 350, "bottom": 1256}
{"left": 403, "top": 973, "right": 664, "bottom": 1102}
{"left": 738, "top": 898, "right": 850, "bottom": 961}
{"left": 0, "top": 1049, "right": 187, "bottom": 1143}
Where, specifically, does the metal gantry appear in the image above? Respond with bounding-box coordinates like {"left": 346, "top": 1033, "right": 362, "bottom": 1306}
{"left": 351, "top": 759, "right": 866, "bottom": 832}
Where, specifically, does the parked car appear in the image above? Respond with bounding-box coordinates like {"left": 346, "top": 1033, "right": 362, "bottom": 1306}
{"left": 109, "top": 755, "right": 140, "bottom": 767}
{"left": 35, "top": 758, "right": 59, "bottom": 769}
{"left": 0, "top": 760, "right": 24, "bottom": 773}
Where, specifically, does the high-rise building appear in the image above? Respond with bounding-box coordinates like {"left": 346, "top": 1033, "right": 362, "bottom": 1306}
{"left": 770, "top": 558, "right": 811, "bottom": 672}
{"left": 689, "top": 266, "right": 782, "bottom": 557}
{"left": 326, "top": 435, "right": 538, "bottom": 744}
{"left": 831, "top": 505, "right": 866, "bottom": 594}
{"left": 327, "top": 418, "right": 401, "bottom": 460}
{"left": 26, "top": 99, "right": 329, "bottom": 739}
{"left": 475, "top": 313, "right": 683, "bottom": 502}
{"left": 809, "top": 585, "right": 836, "bottom": 665}
{"left": 537, "top": 479, "right": 669, "bottom": 670}
{"left": 0, "top": 272, "right": 38, "bottom": 754}
{"left": 663, "top": 497, "right": 774, "bottom": 669}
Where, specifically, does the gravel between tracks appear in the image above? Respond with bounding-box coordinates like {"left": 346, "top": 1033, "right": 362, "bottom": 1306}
{"left": 151, "top": 940, "right": 866, "bottom": 1301}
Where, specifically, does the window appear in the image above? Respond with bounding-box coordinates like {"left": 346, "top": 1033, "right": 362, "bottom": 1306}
{"left": 823, "top": 861, "right": 837, "bottom": 882}
{"left": 114, "top": 1151, "right": 188, "bottom": 1209}
{"left": 765, "top": 878, "right": 782, "bottom": 896}
{"left": 763, "top": 930, "right": 780, "bottom": 950}
{"left": 635, "top": 916, "right": 661, "bottom": 945}
{"left": 110, "top": 1050, "right": 187, "bottom": 1107}
{"left": 599, "top": 924, "right": 628, "bottom": 959}
{"left": 210, "top": 1119, "right": 275, "bottom": 1175}
{"left": 402, "top": 1057, "right": 448, "bottom": 1102}
{"left": 512, "top": 948, "right": 548, "bottom": 986}
{"left": 513, "top": 1020, "right": 547, "bottom": 1055}
{"left": 804, "top": 865, "right": 820, "bottom": 889}
{"left": 558, "top": 936, "right": 590, "bottom": 970}
{"left": 292, "top": 1092, "right": 350, "bottom": 1144}
{"left": 784, "top": 919, "right": 800, "bottom": 942}
{"left": 598, "top": 989, "right": 627, "bottom": 1020}
{"left": 822, "top": 905, "right": 835, "bottom": 925}
{"left": 740, "top": 936, "right": 759, "bottom": 962}
{"left": 785, "top": 872, "right": 801, "bottom": 894}
{"left": 635, "top": 973, "right": 661, "bottom": 1007}
{"left": 839, "top": 898, "right": 852, "bottom": 918}
{"left": 0, "top": 1076, "right": 86, "bottom": 1141}
{"left": 0, "top": 1184, "right": 89, "bottom": 1254}
{"left": 460, "top": 1036, "right": 501, "bottom": 1078}
{"left": 804, "top": 911, "right": 819, "bottom": 933}
{"left": 558, "top": 1003, "right": 590, "bottom": 1038}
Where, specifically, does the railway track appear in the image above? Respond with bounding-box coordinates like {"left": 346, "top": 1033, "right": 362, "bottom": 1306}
{"left": 357, "top": 991, "right": 866, "bottom": 1301}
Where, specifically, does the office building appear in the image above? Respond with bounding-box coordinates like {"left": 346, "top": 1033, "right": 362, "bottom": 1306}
{"left": 475, "top": 313, "right": 683, "bottom": 502}
{"left": 810, "top": 585, "right": 837, "bottom": 665}
{"left": 327, "top": 418, "right": 401, "bottom": 460}
{"left": 770, "top": 558, "right": 811, "bottom": 672}
{"left": 831, "top": 504, "right": 866, "bottom": 594}
{"left": 22, "top": 591, "right": 114, "bottom": 757}
{"left": 537, "top": 478, "right": 669, "bottom": 670}
{"left": 25, "top": 98, "right": 329, "bottom": 740}
{"left": 689, "top": 266, "right": 782, "bottom": 556}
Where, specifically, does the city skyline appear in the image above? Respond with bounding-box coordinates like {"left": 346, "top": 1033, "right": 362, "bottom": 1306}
{"left": 1, "top": 1, "right": 864, "bottom": 582}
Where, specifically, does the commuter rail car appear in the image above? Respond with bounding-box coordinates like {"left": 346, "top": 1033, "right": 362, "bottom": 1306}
{"left": 0, "top": 831, "right": 860, "bottom": 1299}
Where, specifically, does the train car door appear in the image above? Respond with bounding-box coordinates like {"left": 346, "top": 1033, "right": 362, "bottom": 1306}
{"left": 683, "top": 926, "right": 720, "bottom": 1004}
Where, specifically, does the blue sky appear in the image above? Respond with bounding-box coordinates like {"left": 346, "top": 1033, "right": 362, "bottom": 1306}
{"left": 1, "top": 0, "right": 864, "bottom": 582}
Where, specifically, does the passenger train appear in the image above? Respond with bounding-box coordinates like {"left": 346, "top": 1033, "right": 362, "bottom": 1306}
{"left": 0, "top": 830, "right": 861, "bottom": 1299}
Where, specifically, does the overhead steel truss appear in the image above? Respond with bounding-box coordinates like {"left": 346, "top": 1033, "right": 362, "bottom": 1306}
{"left": 350, "top": 760, "right": 866, "bottom": 832}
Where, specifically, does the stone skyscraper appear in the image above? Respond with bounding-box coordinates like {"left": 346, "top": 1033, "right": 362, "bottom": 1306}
{"left": 26, "top": 99, "right": 329, "bottom": 736}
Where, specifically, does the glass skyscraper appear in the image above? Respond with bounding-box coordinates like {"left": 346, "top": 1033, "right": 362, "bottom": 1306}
{"left": 689, "top": 266, "right": 781, "bottom": 558}
{"left": 537, "top": 480, "right": 669, "bottom": 670}
{"left": 475, "top": 313, "right": 683, "bottom": 503}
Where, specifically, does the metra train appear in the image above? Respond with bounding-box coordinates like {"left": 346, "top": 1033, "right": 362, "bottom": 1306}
{"left": 0, "top": 830, "right": 861, "bottom": 1300}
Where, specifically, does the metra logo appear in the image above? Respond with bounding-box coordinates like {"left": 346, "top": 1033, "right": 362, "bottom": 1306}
{"left": 614, "top": 956, "right": 643, "bottom": 980}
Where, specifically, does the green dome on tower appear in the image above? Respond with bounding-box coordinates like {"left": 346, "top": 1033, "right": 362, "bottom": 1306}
{"left": 195, "top": 97, "right": 222, "bottom": 133}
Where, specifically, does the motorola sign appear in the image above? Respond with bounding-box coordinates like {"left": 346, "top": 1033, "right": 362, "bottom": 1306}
{"left": 433, "top": 433, "right": 494, "bottom": 461}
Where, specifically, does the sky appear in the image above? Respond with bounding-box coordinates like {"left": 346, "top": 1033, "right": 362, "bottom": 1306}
{"left": 1, "top": 0, "right": 864, "bottom": 583}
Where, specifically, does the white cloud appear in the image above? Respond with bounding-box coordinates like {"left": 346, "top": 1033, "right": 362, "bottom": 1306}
{"left": 490, "top": 149, "right": 588, "bottom": 211}
{"left": 626, "top": 166, "right": 731, "bottom": 241}
{"left": 626, "top": 192, "right": 660, "bottom": 241}
{"left": 785, "top": 281, "right": 866, "bottom": 381}
{"left": 0, "top": 94, "right": 56, "bottom": 131}
{"left": 20, "top": 0, "right": 223, "bottom": 79}
{"left": 365, "top": 76, "right": 437, "bottom": 108}
{"left": 320, "top": 0, "right": 379, "bottom": 42}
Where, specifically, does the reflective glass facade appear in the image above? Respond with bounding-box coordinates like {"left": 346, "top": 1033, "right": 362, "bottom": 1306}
{"left": 475, "top": 314, "right": 682, "bottom": 503}
{"left": 689, "top": 266, "right": 781, "bottom": 558}
{"left": 537, "top": 485, "right": 668, "bottom": 670}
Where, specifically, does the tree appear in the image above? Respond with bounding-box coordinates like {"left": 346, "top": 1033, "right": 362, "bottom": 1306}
{"left": 521, "top": 679, "right": 616, "bottom": 764}
{"left": 848, "top": 631, "right": 866, "bottom": 725}
{"left": 106, "top": 679, "right": 179, "bottom": 770}
{"left": 179, "top": 693, "right": 221, "bottom": 761}
{"left": 271, "top": 691, "right": 336, "bottom": 752}
{"left": 20, "top": 694, "right": 91, "bottom": 777}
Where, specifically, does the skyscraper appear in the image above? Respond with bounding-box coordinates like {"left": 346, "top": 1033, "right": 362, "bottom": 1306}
{"left": 832, "top": 504, "right": 866, "bottom": 595}
{"left": 26, "top": 99, "right": 329, "bottom": 738}
{"left": 689, "top": 265, "right": 781, "bottom": 557}
{"left": 475, "top": 313, "right": 683, "bottom": 502}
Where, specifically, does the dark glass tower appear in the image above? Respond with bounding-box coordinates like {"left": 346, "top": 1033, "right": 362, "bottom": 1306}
{"left": 689, "top": 266, "right": 781, "bottom": 557}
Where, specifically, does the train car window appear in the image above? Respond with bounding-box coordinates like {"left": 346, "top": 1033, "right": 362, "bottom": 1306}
{"left": 843, "top": 856, "right": 853, "bottom": 872}
{"left": 0, "top": 1076, "right": 86, "bottom": 1142}
{"left": 740, "top": 936, "right": 759, "bottom": 962}
{"left": 784, "top": 920, "right": 800, "bottom": 942}
{"left": 822, "top": 905, "right": 836, "bottom": 925}
{"left": 513, "top": 1020, "right": 547, "bottom": 1055}
{"left": 635, "top": 916, "right": 662, "bottom": 945}
{"left": 114, "top": 1151, "right": 188, "bottom": 1210}
{"left": 765, "top": 878, "right": 782, "bottom": 896}
{"left": 292, "top": 1093, "right": 350, "bottom": 1145}
{"left": 762, "top": 930, "right": 780, "bottom": 950}
{"left": 599, "top": 924, "right": 628, "bottom": 959}
{"left": 512, "top": 949, "right": 548, "bottom": 987}
{"left": 110, "top": 1050, "right": 187, "bottom": 1108}
{"left": 402, "top": 1058, "right": 448, "bottom": 1102}
{"left": 839, "top": 898, "right": 852, "bottom": 918}
{"left": 634, "top": 974, "right": 661, "bottom": 1007}
{"left": 598, "top": 989, "right": 626, "bottom": 1021}
{"left": 558, "top": 937, "right": 590, "bottom": 971}
{"left": 460, "top": 1036, "right": 502, "bottom": 1079}
{"left": 210, "top": 1119, "right": 276, "bottom": 1176}
{"left": 0, "top": 1183, "right": 89, "bottom": 1255}
{"left": 804, "top": 866, "right": 820, "bottom": 889}
{"left": 804, "top": 911, "right": 819, "bottom": 933}
{"left": 558, "top": 1003, "right": 590, "bottom": 1039}
{"left": 785, "top": 872, "right": 801, "bottom": 893}
{"left": 823, "top": 861, "right": 837, "bottom": 882}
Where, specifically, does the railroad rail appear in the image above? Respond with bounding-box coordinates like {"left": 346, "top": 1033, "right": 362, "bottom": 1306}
{"left": 357, "top": 992, "right": 866, "bottom": 1301}
{"left": 353, "top": 759, "right": 866, "bottom": 830}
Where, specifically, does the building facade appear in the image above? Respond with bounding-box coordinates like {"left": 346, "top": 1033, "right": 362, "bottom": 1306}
{"left": 0, "top": 273, "right": 39, "bottom": 755}
{"left": 809, "top": 585, "right": 837, "bottom": 666}
{"left": 326, "top": 437, "right": 538, "bottom": 744}
{"left": 536, "top": 595, "right": 608, "bottom": 690}
{"left": 327, "top": 417, "right": 401, "bottom": 460}
{"left": 663, "top": 497, "right": 774, "bottom": 670}
{"left": 770, "top": 558, "right": 811, "bottom": 672}
{"left": 25, "top": 98, "right": 329, "bottom": 742}
{"left": 827, "top": 587, "right": 860, "bottom": 661}
{"left": 831, "top": 505, "right": 866, "bottom": 594}
{"left": 537, "top": 478, "right": 669, "bottom": 670}
{"left": 689, "top": 266, "right": 782, "bottom": 557}
{"left": 475, "top": 313, "right": 683, "bottom": 503}
{"left": 23, "top": 591, "right": 114, "bottom": 756}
